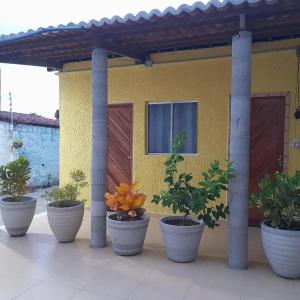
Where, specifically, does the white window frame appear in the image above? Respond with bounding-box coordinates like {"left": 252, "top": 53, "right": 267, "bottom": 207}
{"left": 147, "top": 100, "right": 198, "bottom": 155}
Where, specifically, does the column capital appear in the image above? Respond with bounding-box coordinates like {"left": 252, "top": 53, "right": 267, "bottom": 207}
{"left": 233, "top": 31, "right": 252, "bottom": 42}
{"left": 92, "top": 47, "right": 107, "bottom": 57}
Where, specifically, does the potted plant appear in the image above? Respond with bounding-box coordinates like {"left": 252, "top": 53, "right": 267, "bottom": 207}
{"left": 12, "top": 139, "right": 23, "bottom": 149}
{"left": 152, "top": 132, "right": 234, "bottom": 262}
{"left": 250, "top": 172, "right": 300, "bottom": 279}
{"left": 0, "top": 156, "right": 37, "bottom": 236}
{"left": 105, "top": 182, "right": 149, "bottom": 256}
{"left": 43, "top": 170, "right": 87, "bottom": 243}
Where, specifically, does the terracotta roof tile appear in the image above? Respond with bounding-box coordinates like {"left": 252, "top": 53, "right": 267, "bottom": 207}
{"left": 0, "top": 111, "right": 59, "bottom": 128}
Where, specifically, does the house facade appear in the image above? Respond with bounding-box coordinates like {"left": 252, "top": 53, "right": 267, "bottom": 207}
{"left": 0, "top": 0, "right": 300, "bottom": 269}
{"left": 60, "top": 41, "right": 299, "bottom": 214}
{"left": 0, "top": 112, "right": 59, "bottom": 187}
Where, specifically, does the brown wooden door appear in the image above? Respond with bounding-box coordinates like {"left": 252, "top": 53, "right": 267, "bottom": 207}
{"left": 107, "top": 104, "right": 133, "bottom": 194}
{"left": 249, "top": 96, "right": 285, "bottom": 226}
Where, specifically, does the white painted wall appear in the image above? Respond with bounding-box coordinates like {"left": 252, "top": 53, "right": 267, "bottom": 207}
{"left": 0, "top": 121, "right": 16, "bottom": 165}
{"left": 0, "top": 120, "right": 59, "bottom": 187}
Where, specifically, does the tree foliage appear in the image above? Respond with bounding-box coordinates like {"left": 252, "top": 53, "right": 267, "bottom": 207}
{"left": 250, "top": 172, "right": 300, "bottom": 230}
{"left": 0, "top": 156, "right": 31, "bottom": 201}
{"left": 152, "top": 132, "right": 234, "bottom": 228}
{"left": 43, "top": 170, "right": 87, "bottom": 207}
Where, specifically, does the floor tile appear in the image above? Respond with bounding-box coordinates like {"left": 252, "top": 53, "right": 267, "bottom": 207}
{"left": 0, "top": 274, "right": 40, "bottom": 300}
{"left": 184, "top": 282, "right": 241, "bottom": 300}
{"left": 44, "top": 259, "right": 111, "bottom": 289}
{"left": 192, "top": 257, "right": 245, "bottom": 297}
{"left": 130, "top": 277, "right": 191, "bottom": 300}
{"left": 14, "top": 281, "right": 80, "bottom": 300}
{"left": 241, "top": 262, "right": 298, "bottom": 300}
{"left": 84, "top": 265, "right": 147, "bottom": 298}
{"left": 72, "top": 290, "right": 128, "bottom": 300}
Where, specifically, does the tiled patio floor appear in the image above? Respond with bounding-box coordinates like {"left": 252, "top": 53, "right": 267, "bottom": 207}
{"left": 0, "top": 210, "right": 299, "bottom": 300}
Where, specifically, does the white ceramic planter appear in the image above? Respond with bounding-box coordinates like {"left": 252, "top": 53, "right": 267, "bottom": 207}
{"left": 47, "top": 201, "right": 84, "bottom": 243}
{"left": 107, "top": 213, "right": 150, "bottom": 256}
{"left": 160, "top": 216, "right": 204, "bottom": 263}
{"left": 261, "top": 221, "right": 300, "bottom": 279}
{"left": 0, "top": 196, "right": 37, "bottom": 236}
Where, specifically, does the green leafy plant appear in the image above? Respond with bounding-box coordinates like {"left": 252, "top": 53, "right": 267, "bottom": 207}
{"left": 0, "top": 156, "right": 31, "bottom": 201}
{"left": 250, "top": 172, "right": 300, "bottom": 230}
{"left": 43, "top": 170, "right": 88, "bottom": 207}
{"left": 152, "top": 132, "right": 234, "bottom": 228}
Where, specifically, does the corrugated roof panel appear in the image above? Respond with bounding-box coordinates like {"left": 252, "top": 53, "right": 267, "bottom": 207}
{"left": 0, "top": 0, "right": 276, "bottom": 43}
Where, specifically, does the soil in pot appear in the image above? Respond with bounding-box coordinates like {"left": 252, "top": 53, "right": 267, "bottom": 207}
{"left": 0, "top": 196, "right": 37, "bottom": 237}
{"left": 107, "top": 213, "right": 150, "bottom": 256}
{"left": 47, "top": 200, "right": 84, "bottom": 243}
{"left": 109, "top": 214, "right": 143, "bottom": 222}
{"left": 160, "top": 216, "right": 204, "bottom": 263}
{"left": 164, "top": 218, "right": 199, "bottom": 226}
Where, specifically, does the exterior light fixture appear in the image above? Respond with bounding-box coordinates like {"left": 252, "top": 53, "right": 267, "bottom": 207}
{"left": 144, "top": 56, "right": 153, "bottom": 67}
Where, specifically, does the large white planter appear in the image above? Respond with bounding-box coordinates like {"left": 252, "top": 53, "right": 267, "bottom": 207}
{"left": 0, "top": 196, "right": 37, "bottom": 236}
{"left": 107, "top": 213, "right": 150, "bottom": 256}
{"left": 47, "top": 201, "right": 84, "bottom": 243}
{"left": 160, "top": 216, "right": 204, "bottom": 263}
{"left": 261, "top": 221, "right": 300, "bottom": 279}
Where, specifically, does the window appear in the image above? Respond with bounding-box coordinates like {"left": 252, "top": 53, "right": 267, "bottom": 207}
{"left": 147, "top": 101, "right": 198, "bottom": 154}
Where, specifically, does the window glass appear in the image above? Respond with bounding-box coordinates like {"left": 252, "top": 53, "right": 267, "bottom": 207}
{"left": 148, "top": 101, "right": 197, "bottom": 154}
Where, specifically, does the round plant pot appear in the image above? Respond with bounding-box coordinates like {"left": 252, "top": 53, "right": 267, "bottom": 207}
{"left": 47, "top": 201, "right": 84, "bottom": 243}
{"left": 0, "top": 196, "right": 37, "bottom": 237}
{"left": 261, "top": 221, "right": 300, "bottom": 279}
{"left": 160, "top": 216, "right": 204, "bottom": 263}
{"left": 107, "top": 213, "right": 150, "bottom": 256}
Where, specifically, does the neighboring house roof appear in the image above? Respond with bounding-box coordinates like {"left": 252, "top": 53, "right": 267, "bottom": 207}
{"left": 0, "top": 0, "right": 299, "bottom": 67}
{"left": 0, "top": 111, "right": 59, "bottom": 128}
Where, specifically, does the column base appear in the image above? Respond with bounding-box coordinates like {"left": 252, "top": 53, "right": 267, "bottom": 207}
{"left": 90, "top": 215, "right": 107, "bottom": 248}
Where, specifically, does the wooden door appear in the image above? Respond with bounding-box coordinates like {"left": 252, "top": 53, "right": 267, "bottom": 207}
{"left": 107, "top": 104, "right": 133, "bottom": 194}
{"left": 249, "top": 96, "right": 285, "bottom": 226}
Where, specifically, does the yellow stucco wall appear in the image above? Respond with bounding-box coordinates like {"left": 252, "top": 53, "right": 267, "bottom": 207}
{"left": 59, "top": 46, "right": 300, "bottom": 213}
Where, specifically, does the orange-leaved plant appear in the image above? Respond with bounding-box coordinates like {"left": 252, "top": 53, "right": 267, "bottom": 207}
{"left": 105, "top": 182, "right": 146, "bottom": 220}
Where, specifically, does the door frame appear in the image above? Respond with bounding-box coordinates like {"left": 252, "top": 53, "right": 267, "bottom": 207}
{"left": 251, "top": 92, "right": 290, "bottom": 175}
{"left": 108, "top": 103, "right": 133, "bottom": 183}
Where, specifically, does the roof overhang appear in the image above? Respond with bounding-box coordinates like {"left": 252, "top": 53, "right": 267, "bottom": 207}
{"left": 0, "top": 0, "right": 300, "bottom": 68}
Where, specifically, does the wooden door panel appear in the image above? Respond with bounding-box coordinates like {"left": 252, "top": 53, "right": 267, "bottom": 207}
{"left": 107, "top": 104, "right": 133, "bottom": 194}
{"left": 249, "top": 96, "right": 285, "bottom": 226}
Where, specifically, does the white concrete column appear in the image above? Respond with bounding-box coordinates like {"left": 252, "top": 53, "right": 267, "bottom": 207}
{"left": 90, "top": 48, "right": 108, "bottom": 248}
{"left": 228, "top": 31, "right": 252, "bottom": 270}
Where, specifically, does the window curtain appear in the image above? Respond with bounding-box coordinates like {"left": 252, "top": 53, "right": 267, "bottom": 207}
{"left": 173, "top": 102, "right": 197, "bottom": 153}
{"left": 148, "top": 104, "right": 171, "bottom": 153}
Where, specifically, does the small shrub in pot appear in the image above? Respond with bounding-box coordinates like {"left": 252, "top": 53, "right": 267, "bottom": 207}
{"left": 43, "top": 170, "right": 87, "bottom": 243}
{"left": 105, "top": 182, "right": 149, "bottom": 256}
{"left": 250, "top": 172, "right": 300, "bottom": 278}
{"left": 0, "top": 156, "right": 37, "bottom": 236}
{"left": 152, "top": 132, "right": 234, "bottom": 262}
{"left": 12, "top": 139, "right": 23, "bottom": 149}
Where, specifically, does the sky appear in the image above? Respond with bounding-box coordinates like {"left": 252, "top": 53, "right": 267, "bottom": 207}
{"left": 0, "top": 0, "right": 207, "bottom": 118}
